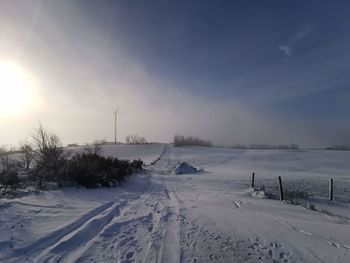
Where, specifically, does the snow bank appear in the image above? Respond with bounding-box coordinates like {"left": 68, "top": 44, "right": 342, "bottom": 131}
{"left": 175, "top": 162, "right": 198, "bottom": 174}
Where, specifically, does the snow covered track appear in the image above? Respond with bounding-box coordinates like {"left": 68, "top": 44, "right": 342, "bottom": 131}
{"left": 1, "top": 145, "right": 350, "bottom": 262}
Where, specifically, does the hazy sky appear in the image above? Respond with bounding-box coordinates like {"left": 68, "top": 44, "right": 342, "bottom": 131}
{"left": 1, "top": 0, "right": 350, "bottom": 147}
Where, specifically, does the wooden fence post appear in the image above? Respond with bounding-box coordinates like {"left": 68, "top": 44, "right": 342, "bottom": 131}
{"left": 278, "top": 176, "right": 284, "bottom": 201}
{"left": 251, "top": 173, "right": 255, "bottom": 188}
{"left": 329, "top": 178, "right": 334, "bottom": 201}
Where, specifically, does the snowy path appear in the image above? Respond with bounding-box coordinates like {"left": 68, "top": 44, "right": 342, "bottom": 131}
{"left": 1, "top": 145, "right": 350, "bottom": 262}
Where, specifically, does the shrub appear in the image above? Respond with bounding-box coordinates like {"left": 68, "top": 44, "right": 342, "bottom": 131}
{"left": 0, "top": 148, "right": 20, "bottom": 188}
{"left": 65, "top": 153, "right": 144, "bottom": 188}
{"left": 0, "top": 163, "right": 20, "bottom": 188}
{"left": 1, "top": 126, "right": 145, "bottom": 191}
{"left": 130, "top": 159, "right": 143, "bottom": 171}
{"left": 326, "top": 145, "right": 350, "bottom": 151}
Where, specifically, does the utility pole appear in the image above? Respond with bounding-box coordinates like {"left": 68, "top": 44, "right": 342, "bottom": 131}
{"left": 114, "top": 108, "right": 118, "bottom": 144}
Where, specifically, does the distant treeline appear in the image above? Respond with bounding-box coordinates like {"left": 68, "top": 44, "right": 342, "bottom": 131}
{"left": 230, "top": 143, "right": 299, "bottom": 150}
{"left": 325, "top": 145, "right": 350, "bottom": 151}
{"left": 174, "top": 135, "right": 213, "bottom": 147}
{"left": 67, "top": 140, "right": 117, "bottom": 147}
{"left": 125, "top": 134, "right": 147, "bottom": 145}
{"left": 67, "top": 134, "right": 151, "bottom": 147}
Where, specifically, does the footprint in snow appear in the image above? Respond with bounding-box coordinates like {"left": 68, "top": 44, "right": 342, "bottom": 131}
{"left": 126, "top": 251, "right": 134, "bottom": 259}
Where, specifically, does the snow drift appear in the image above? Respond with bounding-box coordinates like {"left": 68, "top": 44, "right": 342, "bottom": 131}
{"left": 175, "top": 162, "right": 198, "bottom": 174}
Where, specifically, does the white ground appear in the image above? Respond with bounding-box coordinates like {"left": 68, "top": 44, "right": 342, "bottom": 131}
{"left": 1, "top": 145, "right": 350, "bottom": 262}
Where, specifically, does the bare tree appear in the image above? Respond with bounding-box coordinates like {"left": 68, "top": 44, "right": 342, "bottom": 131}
{"left": 32, "top": 125, "right": 63, "bottom": 161}
{"left": 32, "top": 124, "right": 68, "bottom": 187}
{"left": 19, "top": 140, "right": 35, "bottom": 170}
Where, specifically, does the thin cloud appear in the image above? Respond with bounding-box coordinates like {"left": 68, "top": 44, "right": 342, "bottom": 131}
{"left": 279, "top": 45, "right": 291, "bottom": 57}
{"left": 279, "top": 25, "right": 312, "bottom": 58}
{"left": 291, "top": 26, "right": 312, "bottom": 42}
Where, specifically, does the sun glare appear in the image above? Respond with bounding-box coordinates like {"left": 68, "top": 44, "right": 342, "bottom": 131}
{"left": 0, "top": 59, "right": 39, "bottom": 117}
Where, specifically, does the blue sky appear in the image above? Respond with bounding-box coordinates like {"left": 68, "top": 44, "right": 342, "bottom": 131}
{"left": 0, "top": 0, "right": 350, "bottom": 146}
{"left": 110, "top": 0, "right": 350, "bottom": 106}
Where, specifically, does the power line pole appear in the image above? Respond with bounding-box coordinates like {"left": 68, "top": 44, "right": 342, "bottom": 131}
{"left": 114, "top": 108, "right": 118, "bottom": 144}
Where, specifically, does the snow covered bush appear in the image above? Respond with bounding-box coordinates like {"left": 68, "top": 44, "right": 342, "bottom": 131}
{"left": 0, "top": 125, "right": 145, "bottom": 191}
{"left": 0, "top": 164, "right": 20, "bottom": 188}
{"left": 130, "top": 159, "right": 143, "bottom": 171}
{"left": 65, "top": 153, "right": 143, "bottom": 188}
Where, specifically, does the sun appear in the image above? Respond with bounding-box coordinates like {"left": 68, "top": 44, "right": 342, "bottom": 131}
{"left": 0, "top": 59, "right": 39, "bottom": 117}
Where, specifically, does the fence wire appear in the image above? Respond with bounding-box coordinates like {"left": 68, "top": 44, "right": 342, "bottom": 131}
{"left": 254, "top": 178, "right": 350, "bottom": 202}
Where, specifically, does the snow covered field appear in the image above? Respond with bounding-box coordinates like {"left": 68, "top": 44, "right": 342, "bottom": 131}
{"left": 1, "top": 145, "right": 350, "bottom": 262}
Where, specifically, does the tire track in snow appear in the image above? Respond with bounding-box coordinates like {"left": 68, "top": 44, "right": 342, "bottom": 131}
{"left": 34, "top": 202, "right": 127, "bottom": 262}
{"left": 147, "top": 146, "right": 181, "bottom": 175}
{"left": 142, "top": 178, "right": 181, "bottom": 263}
{"left": 47, "top": 173, "right": 175, "bottom": 263}
{"left": 73, "top": 211, "right": 155, "bottom": 263}
{"left": 4, "top": 175, "right": 154, "bottom": 262}
{"left": 149, "top": 145, "right": 168, "bottom": 166}
{"left": 7, "top": 201, "right": 117, "bottom": 260}
{"left": 59, "top": 179, "right": 158, "bottom": 263}
{"left": 161, "top": 190, "right": 181, "bottom": 263}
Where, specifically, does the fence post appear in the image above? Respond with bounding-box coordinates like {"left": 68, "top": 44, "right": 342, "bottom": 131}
{"left": 329, "top": 178, "right": 333, "bottom": 201}
{"left": 251, "top": 173, "right": 255, "bottom": 188}
{"left": 278, "top": 176, "right": 284, "bottom": 201}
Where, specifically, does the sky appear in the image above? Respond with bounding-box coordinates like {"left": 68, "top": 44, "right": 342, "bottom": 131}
{"left": 0, "top": 0, "right": 350, "bottom": 147}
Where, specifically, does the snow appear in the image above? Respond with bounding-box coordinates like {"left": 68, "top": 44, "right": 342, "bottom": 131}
{"left": 1, "top": 145, "right": 350, "bottom": 262}
{"left": 174, "top": 162, "right": 198, "bottom": 174}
